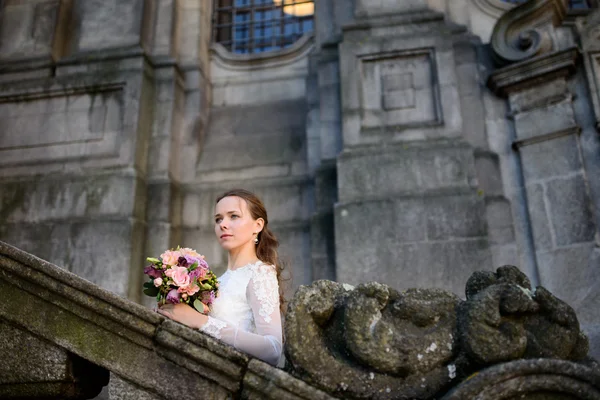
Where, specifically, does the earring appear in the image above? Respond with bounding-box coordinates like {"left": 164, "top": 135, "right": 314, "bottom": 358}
{"left": 254, "top": 235, "right": 259, "bottom": 245}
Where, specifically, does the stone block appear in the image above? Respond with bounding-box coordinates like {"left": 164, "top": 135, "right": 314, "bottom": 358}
{"left": 319, "top": 84, "right": 341, "bottom": 122}
{"left": 537, "top": 243, "right": 598, "bottom": 319}
{"left": 198, "top": 101, "right": 307, "bottom": 179}
{"left": 335, "top": 227, "right": 491, "bottom": 296}
{"left": 337, "top": 142, "right": 476, "bottom": 201}
{"left": 508, "top": 78, "right": 569, "bottom": 113}
{"left": 474, "top": 152, "right": 504, "bottom": 196}
{"left": 318, "top": 60, "right": 340, "bottom": 87}
{"left": 513, "top": 100, "right": 577, "bottom": 141}
{"left": 0, "top": 321, "right": 109, "bottom": 399}
{"left": 0, "top": 220, "right": 145, "bottom": 298}
{"left": 0, "top": 0, "right": 59, "bottom": 61}
{"left": 520, "top": 134, "right": 583, "bottom": 181}
{"left": 426, "top": 194, "right": 487, "bottom": 240}
{"left": 0, "top": 321, "right": 69, "bottom": 384}
{"left": 524, "top": 183, "right": 553, "bottom": 251}
{"left": 546, "top": 174, "right": 596, "bottom": 246}
{"left": 143, "top": 0, "right": 175, "bottom": 57}
{"left": 460, "top": 93, "right": 488, "bottom": 149}
{"left": 212, "top": 76, "right": 307, "bottom": 107}
{"left": 355, "top": 0, "right": 429, "bottom": 17}
{"left": 108, "top": 374, "right": 164, "bottom": 400}
{"left": 72, "top": 0, "right": 144, "bottom": 53}
{"left": 485, "top": 197, "right": 515, "bottom": 245}
{"left": 360, "top": 50, "right": 441, "bottom": 129}
{"left": 0, "top": 86, "right": 123, "bottom": 167}
{"left": 583, "top": 324, "right": 600, "bottom": 361}
{"left": 319, "top": 120, "right": 342, "bottom": 160}
{"left": 276, "top": 225, "right": 312, "bottom": 294}
{"left": 0, "top": 175, "right": 144, "bottom": 223}
{"left": 490, "top": 243, "right": 520, "bottom": 268}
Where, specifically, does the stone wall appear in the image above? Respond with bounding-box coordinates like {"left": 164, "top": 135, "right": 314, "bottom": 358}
{"left": 0, "top": 0, "right": 598, "bottom": 358}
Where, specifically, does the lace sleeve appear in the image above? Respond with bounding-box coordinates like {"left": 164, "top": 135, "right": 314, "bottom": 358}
{"left": 199, "top": 316, "right": 227, "bottom": 339}
{"left": 199, "top": 263, "right": 283, "bottom": 366}
{"left": 235, "top": 263, "right": 282, "bottom": 365}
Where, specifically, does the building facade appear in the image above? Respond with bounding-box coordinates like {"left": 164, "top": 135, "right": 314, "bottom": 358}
{"left": 0, "top": 0, "right": 598, "bottom": 355}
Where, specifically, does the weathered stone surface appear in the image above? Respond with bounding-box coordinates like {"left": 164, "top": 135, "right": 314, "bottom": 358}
{"left": 442, "top": 359, "right": 600, "bottom": 399}
{"left": 71, "top": 0, "right": 144, "bottom": 53}
{"left": 108, "top": 374, "right": 165, "bottom": 400}
{"left": 520, "top": 134, "right": 583, "bottom": 181}
{"left": 545, "top": 174, "right": 596, "bottom": 247}
{"left": 285, "top": 280, "right": 461, "bottom": 399}
{"left": 0, "top": 321, "right": 109, "bottom": 399}
{"left": 459, "top": 266, "right": 589, "bottom": 367}
{"left": 337, "top": 141, "right": 477, "bottom": 201}
{"left": 285, "top": 265, "right": 598, "bottom": 399}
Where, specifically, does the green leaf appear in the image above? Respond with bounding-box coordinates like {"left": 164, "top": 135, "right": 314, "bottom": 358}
{"left": 193, "top": 299, "right": 205, "bottom": 313}
{"left": 143, "top": 281, "right": 155, "bottom": 290}
{"left": 147, "top": 257, "right": 161, "bottom": 264}
{"left": 189, "top": 262, "right": 198, "bottom": 271}
{"left": 143, "top": 286, "right": 159, "bottom": 297}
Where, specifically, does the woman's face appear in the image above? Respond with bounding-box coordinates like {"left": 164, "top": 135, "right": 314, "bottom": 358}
{"left": 214, "top": 196, "right": 263, "bottom": 251}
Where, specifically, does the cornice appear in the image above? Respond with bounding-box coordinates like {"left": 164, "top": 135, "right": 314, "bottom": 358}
{"left": 210, "top": 34, "right": 315, "bottom": 71}
{"left": 487, "top": 47, "right": 579, "bottom": 96}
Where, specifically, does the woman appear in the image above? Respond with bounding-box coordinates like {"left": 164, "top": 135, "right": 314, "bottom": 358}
{"left": 157, "top": 189, "right": 284, "bottom": 366}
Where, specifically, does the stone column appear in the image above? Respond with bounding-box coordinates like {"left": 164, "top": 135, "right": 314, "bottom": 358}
{"left": 309, "top": 0, "right": 355, "bottom": 281}
{"left": 141, "top": 0, "right": 212, "bottom": 310}
{"left": 487, "top": 0, "right": 600, "bottom": 356}
{"left": 334, "top": 0, "right": 493, "bottom": 294}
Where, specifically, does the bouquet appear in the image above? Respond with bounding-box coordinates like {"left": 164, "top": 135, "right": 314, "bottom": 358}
{"left": 143, "top": 247, "right": 219, "bottom": 313}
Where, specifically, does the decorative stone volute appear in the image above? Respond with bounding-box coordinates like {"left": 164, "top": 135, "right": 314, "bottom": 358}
{"left": 490, "top": 0, "right": 570, "bottom": 66}
{"left": 284, "top": 266, "right": 599, "bottom": 399}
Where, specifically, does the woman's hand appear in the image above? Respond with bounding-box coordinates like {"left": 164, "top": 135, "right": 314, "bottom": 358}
{"left": 157, "top": 303, "right": 208, "bottom": 329}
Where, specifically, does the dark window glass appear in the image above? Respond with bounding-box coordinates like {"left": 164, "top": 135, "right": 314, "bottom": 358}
{"left": 213, "top": 0, "right": 315, "bottom": 54}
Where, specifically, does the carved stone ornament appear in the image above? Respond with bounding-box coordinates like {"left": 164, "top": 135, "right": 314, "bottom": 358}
{"left": 284, "top": 266, "right": 600, "bottom": 399}
{"left": 490, "top": 0, "right": 570, "bottom": 66}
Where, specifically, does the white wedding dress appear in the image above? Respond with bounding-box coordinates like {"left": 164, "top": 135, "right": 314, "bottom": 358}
{"left": 199, "top": 260, "right": 283, "bottom": 366}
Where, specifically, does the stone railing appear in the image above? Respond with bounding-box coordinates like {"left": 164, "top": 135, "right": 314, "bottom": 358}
{"left": 1, "top": 240, "right": 599, "bottom": 399}
{"left": 0, "top": 241, "right": 332, "bottom": 400}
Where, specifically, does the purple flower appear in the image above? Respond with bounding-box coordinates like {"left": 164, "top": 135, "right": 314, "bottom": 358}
{"left": 189, "top": 267, "right": 207, "bottom": 281}
{"left": 202, "top": 290, "right": 216, "bottom": 306}
{"left": 166, "top": 289, "right": 181, "bottom": 304}
{"left": 144, "top": 265, "right": 162, "bottom": 279}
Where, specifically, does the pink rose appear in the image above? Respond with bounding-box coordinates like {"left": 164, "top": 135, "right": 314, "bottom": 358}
{"left": 161, "top": 250, "right": 181, "bottom": 267}
{"left": 153, "top": 277, "right": 163, "bottom": 287}
{"left": 178, "top": 284, "right": 200, "bottom": 296}
{"left": 168, "top": 266, "right": 191, "bottom": 288}
{"left": 179, "top": 247, "right": 204, "bottom": 259}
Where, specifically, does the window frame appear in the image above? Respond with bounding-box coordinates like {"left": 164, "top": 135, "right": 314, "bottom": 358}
{"left": 212, "top": 0, "right": 315, "bottom": 55}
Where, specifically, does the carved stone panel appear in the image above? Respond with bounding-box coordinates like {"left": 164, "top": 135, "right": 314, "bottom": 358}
{"left": 0, "top": 85, "right": 123, "bottom": 167}
{"left": 73, "top": 0, "right": 144, "bottom": 52}
{"left": 0, "top": 0, "right": 60, "bottom": 61}
{"left": 360, "top": 49, "right": 441, "bottom": 131}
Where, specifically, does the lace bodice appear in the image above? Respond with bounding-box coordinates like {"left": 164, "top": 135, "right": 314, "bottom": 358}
{"left": 199, "top": 261, "right": 282, "bottom": 366}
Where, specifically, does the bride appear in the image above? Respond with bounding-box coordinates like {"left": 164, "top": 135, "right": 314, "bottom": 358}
{"left": 157, "top": 189, "right": 284, "bottom": 366}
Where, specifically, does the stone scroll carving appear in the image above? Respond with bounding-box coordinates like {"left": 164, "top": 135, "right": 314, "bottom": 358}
{"left": 284, "top": 266, "right": 600, "bottom": 399}
{"left": 490, "top": 0, "right": 570, "bottom": 66}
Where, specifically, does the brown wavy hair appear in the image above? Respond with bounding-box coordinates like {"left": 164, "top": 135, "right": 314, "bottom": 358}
{"left": 216, "top": 189, "right": 288, "bottom": 313}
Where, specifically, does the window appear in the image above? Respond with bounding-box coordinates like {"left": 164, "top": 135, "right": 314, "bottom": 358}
{"left": 500, "top": 0, "right": 592, "bottom": 8}
{"left": 213, "top": 0, "right": 315, "bottom": 54}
